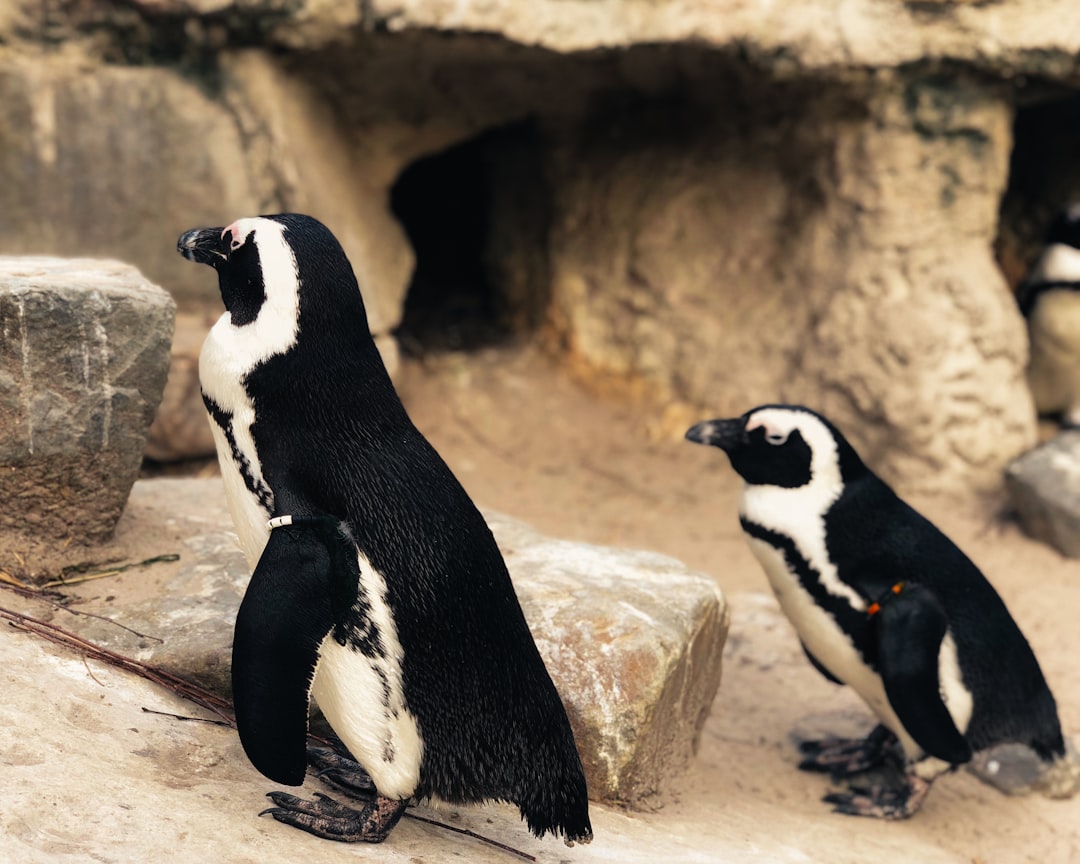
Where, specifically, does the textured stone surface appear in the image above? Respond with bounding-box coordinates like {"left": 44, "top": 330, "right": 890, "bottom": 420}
{"left": 489, "top": 512, "right": 728, "bottom": 808}
{"left": 0, "top": 602, "right": 746, "bottom": 864}
{"left": 145, "top": 312, "right": 217, "bottom": 462}
{"left": 1005, "top": 432, "right": 1080, "bottom": 558}
{"left": 0, "top": 257, "right": 174, "bottom": 575}
{"left": 3, "top": 2, "right": 1079, "bottom": 492}
{"left": 546, "top": 79, "right": 1034, "bottom": 494}
{"left": 0, "top": 52, "right": 255, "bottom": 313}
{"left": 72, "top": 478, "right": 728, "bottom": 808}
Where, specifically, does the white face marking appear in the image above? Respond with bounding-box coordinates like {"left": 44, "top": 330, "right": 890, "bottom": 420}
{"left": 739, "top": 407, "right": 863, "bottom": 608}
{"left": 201, "top": 217, "right": 302, "bottom": 375}
{"left": 310, "top": 552, "right": 422, "bottom": 800}
{"left": 1032, "top": 242, "right": 1080, "bottom": 283}
{"left": 199, "top": 217, "right": 304, "bottom": 555}
{"left": 747, "top": 415, "right": 791, "bottom": 446}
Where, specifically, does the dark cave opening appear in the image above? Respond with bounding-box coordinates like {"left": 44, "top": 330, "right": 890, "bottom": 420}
{"left": 390, "top": 120, "right": 549, "bottom": 356}
{"left": 997, "top": 90, "right": 1080, "bottom": 291}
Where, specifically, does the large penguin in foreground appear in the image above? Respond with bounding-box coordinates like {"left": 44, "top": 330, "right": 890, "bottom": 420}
{"left": 1016, "top": 203, "right": 1080, "bottom": 427}
{"left": 686, "top": 404, "right": 1066, "bottom": 818}
{"left": 177, "top": 214, "right": 592, "bottom": 845}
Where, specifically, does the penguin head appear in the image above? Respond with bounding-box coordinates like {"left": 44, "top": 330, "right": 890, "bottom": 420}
{"left": 178, "top": 213, "right": 372, "bottom": 364}
{"left": 1028, "top": 203, "right": 1080, "bottom": 287}
{"left": 1045, "top": 202, "right": 1080, "bottom": 251}
{"left": 686, "top": 404, "right": 866, "bottom": 492}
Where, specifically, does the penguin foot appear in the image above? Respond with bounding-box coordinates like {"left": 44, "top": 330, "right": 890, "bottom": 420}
{"left": 798, "top": 725, "right": 900, "bottom": 779}
{"left": 823, "top": 775, "right": 931, "bottom": 820}
{"left": 307, "top": 747, "right": 377, "bottom": 800}
{"left": 260, "top": 791, "right": 408, "bottom": 843}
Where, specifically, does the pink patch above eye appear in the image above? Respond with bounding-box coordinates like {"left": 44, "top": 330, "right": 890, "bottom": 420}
{"left": 221, "top": 222, "right": 243, "bottom": 246}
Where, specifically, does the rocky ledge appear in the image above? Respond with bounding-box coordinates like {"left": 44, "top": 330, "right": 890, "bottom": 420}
{"left": 25, "top": 477, "right": 729, "bottom": 811}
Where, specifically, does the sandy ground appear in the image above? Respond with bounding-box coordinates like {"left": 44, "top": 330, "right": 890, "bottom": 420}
{"left": 390, "top": 343, "right": 1080, "bottom": 863}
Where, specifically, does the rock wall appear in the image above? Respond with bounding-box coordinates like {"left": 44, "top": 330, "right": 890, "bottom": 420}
{"left": 3, "top": 1, "right": 1080, "bottom": 492}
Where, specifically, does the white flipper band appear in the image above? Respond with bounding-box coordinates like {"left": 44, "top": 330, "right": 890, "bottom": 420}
{"left": 267, "top": 515, "right": 295, "bottom": 530}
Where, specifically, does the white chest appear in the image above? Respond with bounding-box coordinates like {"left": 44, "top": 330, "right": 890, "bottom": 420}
{"left": 747, "top": 536, "right": 897, "bottom": 721}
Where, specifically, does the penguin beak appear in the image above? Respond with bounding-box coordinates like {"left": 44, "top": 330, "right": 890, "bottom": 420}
{"left": 177, "top": 226, "right": 229, "bottom": 268}
{"left": 685, "top": 418, "right": 745, "bottom": 453}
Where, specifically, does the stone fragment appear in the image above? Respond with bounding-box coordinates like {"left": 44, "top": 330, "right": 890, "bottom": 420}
{"left": 488, "top": 512, "right": 729, "bottom": 809}
{"left": 145, "top": 312, "right": 218, "bottom": 463}
{"left": 967, "top": 737, "right": 1080, "bottom": 799}
{"left": 1005, "top": 432, "right": 1080, "bottom": 558}
{"left": 0, "top": 257, "right": 174, "bottom": 577}
{"left": 63, "top": 478, "right": 728, "bottom": 808}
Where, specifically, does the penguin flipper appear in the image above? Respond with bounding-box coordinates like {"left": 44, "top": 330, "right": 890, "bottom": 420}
{"left": 232, "top": 518, "right": 358, "bottom": 786}
{"left": 875, "top": 585, "right": 973, "bottom": 766}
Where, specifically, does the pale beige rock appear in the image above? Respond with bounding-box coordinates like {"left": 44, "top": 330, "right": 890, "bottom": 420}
{"left": 220, "top": 51, "right": 416, "bottom": 335}
{"left": 145, "top": 312, "right": 218, "bottom": 462}
{"left": 546, "top": 80, "right": 1034, "bottom": 494}
{"left": 487, "top": 511, "right": 728, "bottom": 808}
{"left": 0, "top": 49, "right": 256, "bottom": 313}
{"left": 2, "top": 0, "right": 1076, "bottom": 494}
{"left": 69, "top": 479, "right": 727, "bottom": 809}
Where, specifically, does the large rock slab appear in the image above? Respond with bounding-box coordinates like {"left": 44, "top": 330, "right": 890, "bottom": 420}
{"left": 1005, "top": 431, "right": 1080, "bottom": 558}
{"left": 0, "top": 595, "right": 754, "bottom": 864}
{"left": 61, "top": 478, "right": 728, "bottom": 808}
{"left": 0, "top": 257, "right": 174, "bottom": 577}
{"left": 491, "top": 512, "right": 728, "bottom": 808}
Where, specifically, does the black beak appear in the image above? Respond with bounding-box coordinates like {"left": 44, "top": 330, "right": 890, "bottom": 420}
{"left": 177, "top": 226, "right": 228, "bottom": 268}
{"left": 685, "top": 418, "right": 745, "bottom": 452}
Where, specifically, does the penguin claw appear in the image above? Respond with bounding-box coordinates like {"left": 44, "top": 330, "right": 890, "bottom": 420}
{"left": 797, "top": 726, "right": 900, "bottom": 778}
{"left": 307, "top": 747, "right": 378, "bottom": 800}
{"left": 259, "top": 790, "right": 408, "bottom": 843}
{"left": 823, "top": 775, "right": 930, "bottom": 820}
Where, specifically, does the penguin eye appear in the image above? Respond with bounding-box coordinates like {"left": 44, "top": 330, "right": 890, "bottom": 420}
{"left": 765, "top": 431, "right": 789, "bottom": 446}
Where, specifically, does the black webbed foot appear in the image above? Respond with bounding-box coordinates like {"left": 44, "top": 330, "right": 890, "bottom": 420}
{"left": 798, "top": 724, "right": 901, "bottom": 778}
{"left": 307, "top": 746, "right": 377, "bottom": 800}
{"left": 824, "top": 774, "right": 931, "bottom": 820}
{"left": 261, "top": 791, "right": 408, "bottom": 843}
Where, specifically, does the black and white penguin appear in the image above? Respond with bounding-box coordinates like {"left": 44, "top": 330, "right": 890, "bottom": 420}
{"left": 1017, "top": 203, "right": 1080, "bottom": 427}
{"left": 686, "top": 404, "right": 1066, "bottom": 818}
{"left": 176, "top": 214, "right": 592, "bottom": 846}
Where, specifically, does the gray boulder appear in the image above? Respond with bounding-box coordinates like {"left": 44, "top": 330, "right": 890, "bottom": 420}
{"left": 1005, "top": 431, "right": 1080, "bottom": 558}
{"left": 64, "top": 477, "right": 728, "bottom": 808}
{"left": 0, "top": 258, "right": 174, "bottom": 578}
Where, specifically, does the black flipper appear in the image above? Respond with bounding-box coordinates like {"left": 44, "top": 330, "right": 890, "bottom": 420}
{"left": 232, "top": 517, "right": 359, "bottom": 785}
{"left": 875, "top": 585, "right": 973, "bottom": 766}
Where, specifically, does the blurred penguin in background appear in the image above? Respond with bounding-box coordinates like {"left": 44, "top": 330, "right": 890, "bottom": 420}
{"left": 1017, "top": 203, "right": 1080, "bottom": 428}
